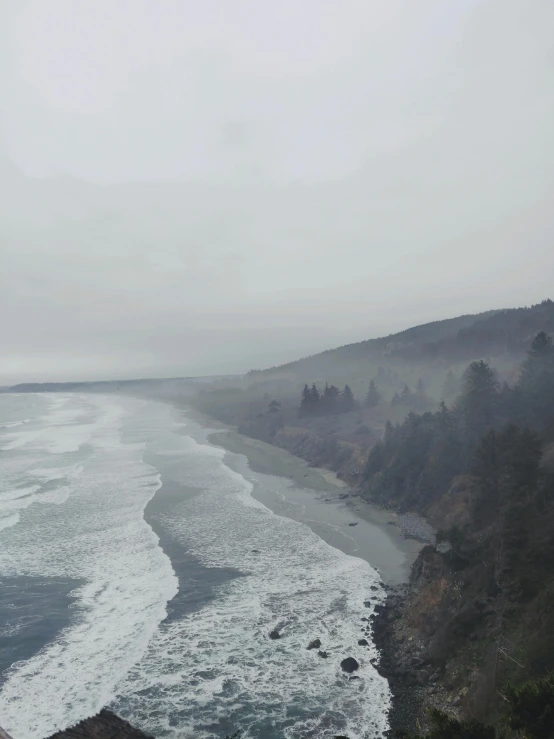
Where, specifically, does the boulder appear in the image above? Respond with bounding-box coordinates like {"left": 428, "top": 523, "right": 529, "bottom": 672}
{"left": 46, "top": 710, "right": 153, "bottom": 738}
{"left": 318, "top": 650, "right": 329, "bottom": 658}
{"left": 358, "top": 639, "right": 369, "bottom": 646}
{"left": 307, "top": 638, "right": 321, "bottom": 650}
{"left": 269, "top": 629, "right": 281, "bottom": 640}
{"left": 340, "top": 657, "right": 359, "bottom": 673}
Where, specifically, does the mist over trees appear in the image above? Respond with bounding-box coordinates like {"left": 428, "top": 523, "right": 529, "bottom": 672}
{"left": 299, "top": 382, "right": 358, "bottom": 416}
{"left": 364, "top": 379, "right": 381, "bottom": 408}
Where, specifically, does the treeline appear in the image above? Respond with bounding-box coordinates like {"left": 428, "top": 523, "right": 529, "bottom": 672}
{"left": 364, "top": 332, "right": 554, "bottom": 511}
{"left": 299, "top": 382, "right": 357, "bottom": 416}
{"left": 298, "top": 378, "right": 390, "bottom": 416}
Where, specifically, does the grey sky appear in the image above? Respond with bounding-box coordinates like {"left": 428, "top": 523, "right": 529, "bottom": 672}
{"left": 1, "top": 0, "right": 554, "bottom": 382}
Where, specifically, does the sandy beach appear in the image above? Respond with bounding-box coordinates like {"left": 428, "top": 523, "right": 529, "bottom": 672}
{"left": 207, "top": 429, "right": 426, "bottom": 585}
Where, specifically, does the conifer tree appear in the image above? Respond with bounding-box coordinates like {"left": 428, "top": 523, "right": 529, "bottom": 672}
{"left": 364, "top": 379, "right": 381, "bottom": 408}
{"left": 310, "top": 383, "right": 320, "bottom": 404}
{"left": 342, "top": 384, "right": 356, "bottom": 412}
{"left": 518, "top": 331, "right": 554, "bottom": 428}
{"left": 456, "top": 360, "right": 499, "bottom": 441}
{"left": 299, "top": 384, "right": 310, "bottom": 416}
{"left": 400, "top": 384, "right": 412, "bottom": 404}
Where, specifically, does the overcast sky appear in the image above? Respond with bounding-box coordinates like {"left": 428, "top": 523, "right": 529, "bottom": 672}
{"left": 1, "top": 0, "right": 554, "bottom": 383}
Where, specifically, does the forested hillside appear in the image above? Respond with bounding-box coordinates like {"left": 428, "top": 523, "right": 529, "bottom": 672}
{"left": 363, "top": 332, "right": 554, "bottom": 735}
{"left": 246, "top": 300, "right": 554, "bottom": 398}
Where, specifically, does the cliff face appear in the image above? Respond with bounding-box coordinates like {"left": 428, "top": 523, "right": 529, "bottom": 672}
{"left": 46, "top": 710, "right": 153, "bottom": 739}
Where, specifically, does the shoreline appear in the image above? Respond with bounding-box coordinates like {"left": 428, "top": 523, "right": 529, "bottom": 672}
{"left": 164, "top": 401, "right": 431, "bottom": 735}
{"left": 206, "top": 428, "right": 428, "bottom": 586}
{"left": 183, "top": 410, "right": 433, "bottom": 736}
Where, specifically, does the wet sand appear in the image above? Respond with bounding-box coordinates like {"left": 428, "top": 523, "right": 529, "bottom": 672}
{"left": 207, "top": 429, "right": 425, "bottom": 585}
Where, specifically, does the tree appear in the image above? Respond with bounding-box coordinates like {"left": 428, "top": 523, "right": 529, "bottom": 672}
{"left": 504, "top": 672, "right": 554, "bottom": 739}
{"left": 518, "top": 332, "right": 554, "bottom": 429}
{"left": 342, "top": 384, "right": 356, "bottom": 412}
{"left": 400, "top": 384, "right": 412, "bottom": 404}
{"left": 299, "top": 383, "right": 320, "bottom": 416}
{"left": 456, "top": 360, "right": 499, "bottom": 442}
{"left": 299, "top": 384, "right": 311, "bottom": 416}
{"left": 321, "top": 383, "right": 340, "bottom": 413}
{"left": 365, "top": 379, "right": 381, "bottom": 408}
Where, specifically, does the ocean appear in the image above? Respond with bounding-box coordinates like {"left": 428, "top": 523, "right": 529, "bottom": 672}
{"left": 0, "top": 393, "right": 390, "bottom": 739}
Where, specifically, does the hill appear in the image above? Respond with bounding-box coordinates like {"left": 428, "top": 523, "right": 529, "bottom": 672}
{"left": 246, "top": 300, "right": 554, "bottom": 397}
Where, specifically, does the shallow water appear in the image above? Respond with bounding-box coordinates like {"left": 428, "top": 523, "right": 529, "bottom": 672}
{"left": 0, "top": 393, "right": 389, "bottom": 739}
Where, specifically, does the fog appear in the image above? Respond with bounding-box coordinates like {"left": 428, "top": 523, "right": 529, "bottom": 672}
{"left": 2, "top": 0, "right": 554, "bottom": 383}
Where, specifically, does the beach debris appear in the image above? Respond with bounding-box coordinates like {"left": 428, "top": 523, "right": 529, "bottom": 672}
{"left": 348, "top": 522, "right": 358, "bottom": 527}
{"left": 340, "top": 657, "right": 359, "bottom": 673}
{"left": 307, "top": 638, "right": 321, "bottom": 650}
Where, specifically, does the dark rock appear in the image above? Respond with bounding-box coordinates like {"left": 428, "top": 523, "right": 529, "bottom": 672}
{"left": 318, "top": 650, "right": 329, "bottom": 658}
{"left": 358, "top": 639, "right": 369, "bottom": 646}
{"left": 269, "top": 629, "right": 281, "bottom": 640}
{"left": 46, "top": 710, "right": 153, "bottom": 738}
{"left": 361, "top": 617, "right": 368, "bottom": 622}
{"left": 349, "top": 676, "right": 361, "bottom": 680}
{"left": 340, "top": 657, "right": 359, "bottom": 673}
{"left": 307, "top": 638, "right": 321, "bottom": 650}
{"left": 348, "top": 522, "right": 358, "bottom": 527}
{"left": 370, "top": 584, "right": 379, "bottom": 591}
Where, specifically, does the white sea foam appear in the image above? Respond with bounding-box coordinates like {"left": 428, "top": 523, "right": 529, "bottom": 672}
{"left": 0, "top": 396, "right": 390, "bottom": 739}
{"left": 0, "top": 395, "right": 178, "bottom": 739}
{"left": 113, "top": 430, "right": 390, "bottom": 739}
{"left": 0, "top": 513, "right": 20, "bottom": 531}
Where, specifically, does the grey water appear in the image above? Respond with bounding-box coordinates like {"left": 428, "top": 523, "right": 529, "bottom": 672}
{"left": 0, "top": 393, "right": 389, "bottom": 739}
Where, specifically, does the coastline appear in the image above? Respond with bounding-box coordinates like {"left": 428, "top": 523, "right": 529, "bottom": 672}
{"left": 206, "top": 428, "right": 427, "bottom": 586}
{"left": 163, "top": 401, "right": 432, "bottom": 735}
{"left": 203, "top": 426, "right": 430, "bottom": 734}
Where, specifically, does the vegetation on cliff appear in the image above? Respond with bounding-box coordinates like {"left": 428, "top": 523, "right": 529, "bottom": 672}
{"left": 364, "top": 333, "right": 554, "bottom": 728}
